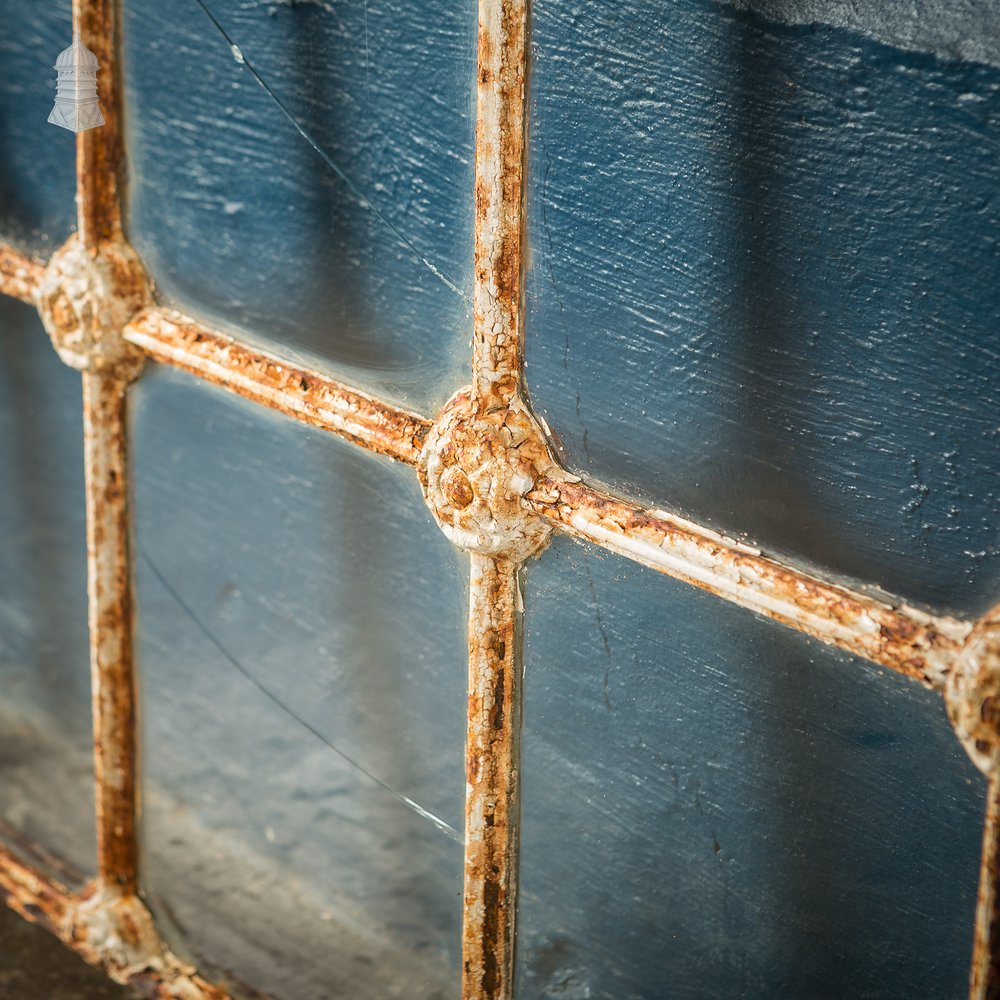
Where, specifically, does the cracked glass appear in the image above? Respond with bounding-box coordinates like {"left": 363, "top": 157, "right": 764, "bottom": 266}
{"left": 131, "top": 365, "right": 466, "bottom": 999}
{"left": 123, "top": 0, "right": 476, "bottom": 415}
{"left": 524, "top": 0, "right": 1000, "bottom": 616}
{"left": 0, "top": 297, "right": 95, "bottom": 881}
{"left": 518, "top": 537, "right": 984, "bottom": 999}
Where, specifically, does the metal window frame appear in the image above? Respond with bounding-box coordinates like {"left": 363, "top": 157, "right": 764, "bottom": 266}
{"left": 1, "top": 2, "right": 998, "bottom": 998}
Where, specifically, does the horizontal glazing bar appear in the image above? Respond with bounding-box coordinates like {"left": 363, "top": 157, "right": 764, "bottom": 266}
{"left": 0, "top": 843, "right": 69, "bottom": 936}
{"left": 0, "top": 245, "right": 44, "bottom": 304}
{"left": 0, "top": 235, "right": 978, "bottom": 685}
{"left": 0, "top": 841, "right": 232, "bottom": 998}
{"left": 123, "top": 306, "right": 432, "bottom": 466}
{"left": 528, "top": 474, "right": 971, "bottom": 687}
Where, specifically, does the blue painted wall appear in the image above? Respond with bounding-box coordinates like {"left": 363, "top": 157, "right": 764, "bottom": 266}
{"left": 124, "top": 1, "right": 476, "bottom": 414}
{"left": 526, "top": 0, "right": 1000, "bottom": 616}
{"left": 519, "top": 537, "right": 983, "bottom": 999}
{"left": 0, "top": 1, "right": 76, "bottom": 254}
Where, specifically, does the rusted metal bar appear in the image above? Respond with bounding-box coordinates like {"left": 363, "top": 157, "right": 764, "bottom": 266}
{"left": 528, "top": 475, "right": 971, "bottom": 688}
{"left": 0, "top": 843, "right": 70, "bottom": 937}
{"left": 82, "top": 373, "right": 139, "bottom": 893}
{"left": 74, "top": 0, "right": 125, "bottom": 247}
{"left": 0, "top": 843, "right": 233, "bottom": 999}
{"left": 0, "top": 244, "right": 45, "bottom": 304}
{"left": 460, "top": 1, "right": 532, "bottom": 995}
{"left": 124, "top": 306, "right": 431, "bottom": 466}
{"left": 464, "top": 554, "right": 522, "bottom": 1000}
{"left": 970, "top": 776, "right": 1000, "bottom": 1000}
{"left": 472, "top": 0, "right": 529, "bottom": 410}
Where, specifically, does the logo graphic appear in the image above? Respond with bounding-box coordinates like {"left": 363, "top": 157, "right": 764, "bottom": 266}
{"left": 48, "top": 32, "right": 105, "bottom": 133}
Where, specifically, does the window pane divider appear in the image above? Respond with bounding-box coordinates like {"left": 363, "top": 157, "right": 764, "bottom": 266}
{"left": 0, "top": 0, "right": 998, "bottom": 997}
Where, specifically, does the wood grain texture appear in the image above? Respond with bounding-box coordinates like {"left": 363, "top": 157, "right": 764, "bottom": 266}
{"left": 525, "top": 0, "right": 1000, "bottom": 616}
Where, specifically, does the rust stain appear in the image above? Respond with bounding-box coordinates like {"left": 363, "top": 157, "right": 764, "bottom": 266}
{"left": 37, "top": 234, "right": 150, "bottom": 378}
{"left": 464, "top": 554, "right": 521, "bottom": 1000}
{"left": 420, "top": 387, "right": 554, "bottom": 561}
{"left": 970, "top": 776, "right": 1000, "bottom": 1000}
{"left": 124, "top": 307, "right": 432, "bottom": 466}
{"left": 83, "top": 373, "right": 139, "bottom": 893}
{"left": 0, "top": 845, "right": 238, "bottom": 998}
{"left": 946, "top": 606, "right": 1000, "bottom": 775}
{"left": 528, "top": 474, "right": 971, "bottom": 687}
{"left": 472, "top": 0, "right": 529, "bottom": 412}
{"left": 74, "top": 0, "right": 125, "bottom": 248}
{"left": 2, "top": 4, "right": 990, "bottom": 1000}
{"left": 0, "top": 244, "right": 46, "bottom": 304}
{"left": 0, "top": 843, "right": 70, "bottom": 936}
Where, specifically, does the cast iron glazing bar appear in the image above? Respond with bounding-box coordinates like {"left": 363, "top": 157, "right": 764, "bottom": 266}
{"left": 464, "top": 555, "right": 523, "bottom": 1000}
{"left": 0, "top": 844, "right": 234, "bottom": 999}
{"left": 471, "top": 0, "right": 529, "bottom": 410}
{"left": 529, "top": 475, "right": 971, "bottom": 688}
{"left": 86, "top": 281, "right": 980, "bottom": 692}
{"left": 82, "top": 373, "right": 138, "bottom": 892}
{"left": 8, "top": 221, "right": 969, "bottom": 693}
{"left": 123, "top": 307, "right": 431, "bottom": 465}
{"left": 0, "top": 844, "right": 69, "bottom": 937}
{"left": 0, "top": 245, "right": 44, "bottom": 304}
{"left": 73, "top": 0, "right": 143, "bottom": 901}
{"left": 971, "top": 776, "right": 1000, "bottom": 1000}
{"left": 463, "top": 1, "right": 532, "bottom": 996}
{"left": 74, "top": 0, "right": 124, "bottom": 247}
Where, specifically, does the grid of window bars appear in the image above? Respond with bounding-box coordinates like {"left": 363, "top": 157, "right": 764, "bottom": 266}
{"left": 0, "top": 2, "right": 997, "bottom": 999}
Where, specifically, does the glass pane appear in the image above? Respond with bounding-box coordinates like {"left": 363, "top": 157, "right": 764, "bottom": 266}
{"left": 0, "top": 297, "right": 94, "bottom": 880}
{"left": 524, "top": 0, "right": 1000, "bottom": 615}
{"left": 123, "top": 1, "right": 476, "bottom": 415}
{"left": 518, "top": 537, "right": 983, "bottom": 999}
{"left": 132, "top": 366, "right": 466, "bottom": 999}
{"left": 0, "top": 1, "right": 77, "bottom": 255}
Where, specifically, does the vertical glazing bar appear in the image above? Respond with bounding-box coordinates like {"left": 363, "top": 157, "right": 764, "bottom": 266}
{"left": 73, "top": 0, "right": 139, "bottom": 894}
{"left": 472, "top": 0, "right": 529, "bottom": 410}
{"left": 74, "top": 0, "right": 124, "bottom": 247}
{"left": 82, "top": 372, "right": 138, "bottom": 894}
{"left": 971, "top": 776, "right": 1000, "bottom": 1000}
{"left": 465, "top": 555, "right": 522, "bottom": 1000}
{"left": 465, "top": 0, "right": 531, "bottom": 995}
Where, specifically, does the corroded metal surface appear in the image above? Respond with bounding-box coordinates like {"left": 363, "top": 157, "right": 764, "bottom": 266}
{"left": 0, "top": 846, "right": 233, "bottom": 999}
{"left": 36, "top": 234, "right": 149, "bottom": 378}
{"left": 464, "top": 555, "right": 522, "bottom": 1000}
{"left": 0, "top": 843, "right": 70, "bottom": 937}
{"left": 2, "top": 0, "right": 996, "bottom": 996}
{"left": 420, "top": 386, "right": 554, "bottom": 559}
{"left": 971, "top": 777, "right": 1000, "bottom": 1000}
{"left": 946, "top": 606, "right": 1000, "bottom": 774}
{"left": 74, "top": 0, "right": 125, "bottom": 247}
{"left": 528, "top": 475, "right": 972, "bottom": 687}
{"left": 69, "top": 885, "right": 233, "bottom": 999}
{"left": 82, "top": 374, "right": 139, "bottom": 893}
{"left": 124, "top": 307, "right": 431, "bottom": 466}
{"left": 472, "top": 0, "right": 529, "bottom": 409}
{"left": 460, "top": 1, "right": 531, "bottom": 996}
{"left": 0, "top": 244, "right": 45, "bottom": 304}
{"left": 946, "top": 608, "right": 1000, "bottom": 1000}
